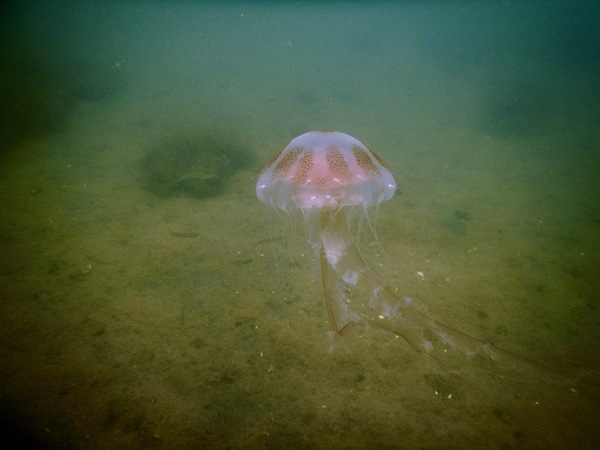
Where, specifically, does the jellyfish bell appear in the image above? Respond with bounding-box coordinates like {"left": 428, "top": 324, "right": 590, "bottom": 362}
{"left": 256, "top": 131, "right": 396, "bottom": 263}
{"left": 256, "top": 131, "right": 397, "bottom": 212}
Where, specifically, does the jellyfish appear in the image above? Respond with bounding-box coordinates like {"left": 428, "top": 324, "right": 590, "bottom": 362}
{"left": 256, "top": 131, "right": 568, "bottom": 379}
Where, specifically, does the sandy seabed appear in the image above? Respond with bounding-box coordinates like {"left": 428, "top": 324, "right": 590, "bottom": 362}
{"left": 1, "top": 2, "right": 599, "bottom": 448}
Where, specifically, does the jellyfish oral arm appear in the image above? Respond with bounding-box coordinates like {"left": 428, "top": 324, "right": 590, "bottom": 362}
{"left": 317, "top": 208, "right": 556, "bottom": 379}
{"left": 318, "top": 209, "right": 447, "bottom": 358}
